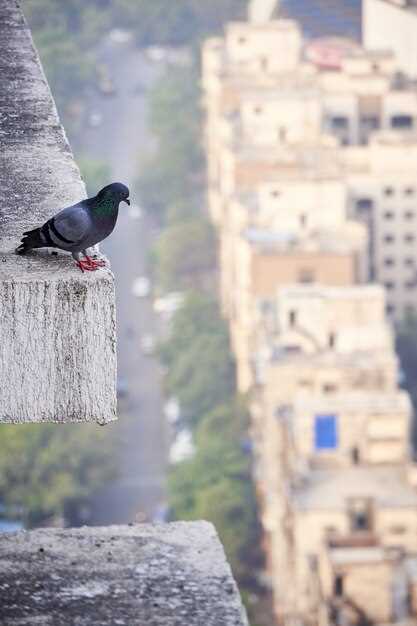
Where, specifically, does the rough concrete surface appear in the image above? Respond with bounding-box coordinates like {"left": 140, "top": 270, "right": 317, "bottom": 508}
{"left": 0, "top": 521, "right": 249, "bottom": 626}
{"left": 0, "top": 1, "right": 117, "bottom": 422}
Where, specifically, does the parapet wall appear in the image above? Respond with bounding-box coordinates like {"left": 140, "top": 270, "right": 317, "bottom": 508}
{"left": 0, "top": 1, "right": 117, "bottom": 423}
{"left": 0, "top": 521, "right": 249, "bottom": 626}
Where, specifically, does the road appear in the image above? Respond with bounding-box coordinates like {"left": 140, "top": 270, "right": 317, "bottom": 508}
{"left": 77, "top": 37, "right": 168, "bottom": 524}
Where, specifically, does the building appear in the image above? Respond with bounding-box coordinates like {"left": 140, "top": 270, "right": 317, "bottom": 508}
{"left": 203, "top": 21, "right": 417, "bottom": 320}
{"left": 363, "top": 0, "right": 417, "bottom": 78}
{"left": 250, "top": 285, "right": 417, "bottom": 624}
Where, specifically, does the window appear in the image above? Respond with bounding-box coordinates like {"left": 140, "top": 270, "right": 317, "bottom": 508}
{"left": 383, "top": 211, "right": 394, "bottom": 220}
{"left": 323, "top": 383, "right": 338, "bottom": 394}
{"left": 385, "top": 281, "right": 395, "bottom": 290}
{"left": 384, "top": 187, "right": 394, "bottom": 196}
{"left": 238, "top": 36, "right": 247, "bottom": 44}
{"left": 283, "top": 345, "right": 301, "bottom": 354}
{"left": 372, "top": 62, "right": 379, "bottom": 73}
{"left": 300, "top": 214, "right": 307, "bottom": 227}
{"left": 360, "top": 115, "right": 379, "bottom": 129}
{"left": 405, "top": 258, "right": 414, "bottom": 266}
{"left": 405, "top": 234, "right": 415, "bottom": 243}
{"left": 349, "top": 498, "right": 372, "bottom": 532}
{"left": 334, "top": 575, "right": 344, "bottom": 598}
{"left": 391, "top": 114, "right": 414, "bottom": 129}
{"left": 352, "top": 447, "right": 360, "bottom": 465}
{"left": 389, "top": 525, "right": 406, "bottom": 535}
{"left": 254, "top": 106, "right": 263, "bottom": 115}
{"left": 384, "top": 234, "right": 394, "bottom": 243}
{"left": 405, "top": 211, "right": 415, "bottom": 220}
{"left": 356, "top": 197, "right": 373, "bottom": 211}
{"left": 314, "top": 415, "right": 338, "bottom": 450}
{"left": 271, "top": 189, "right": 280, "bottom": 198}
{"left": 298, "top": 268, "right": 315, "bottom": 284}
{"left": 260, "top": 57, "right": 268, "bottom": 71}
{"left": 405, "top": 281, "right": 415, "bottom": 289}
{"left": 289, "top": 310, "right": 297, "bottom": 326}
{"left": 386, "top": 304, "right": 395, "bottom": 315}
{"left": 384, "top": 257, "right": 395, "bottom": 267}
{"left": 328, "top": 332, "right": 336, "bottom": 349}
{"left": 278, "top": 127, "right": 287, "bottom": 142}
{"left": 331, "top": 115, "right": 349, "bottom": 129}
{"left": 405, "top": 187, "right": 414, "bottom": 196}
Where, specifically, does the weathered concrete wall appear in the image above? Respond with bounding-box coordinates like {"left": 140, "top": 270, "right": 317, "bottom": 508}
{"left": 0, "top": 1, "right": 117, "bottom": 422}
{"left": 0, "top": 521, "right": 248, "bottom": 626}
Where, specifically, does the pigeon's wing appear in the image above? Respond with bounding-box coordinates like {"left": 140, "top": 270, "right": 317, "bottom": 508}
{"left": 46, "top": 202, "right": 92, "bottom": 249}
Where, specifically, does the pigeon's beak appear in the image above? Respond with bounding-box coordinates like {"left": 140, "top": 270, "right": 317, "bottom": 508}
{"left": 123, "top": 198, "right": 131, "bottom": 206}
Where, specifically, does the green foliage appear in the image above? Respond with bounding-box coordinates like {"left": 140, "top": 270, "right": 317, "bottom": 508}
{"left": 153, "top": 219, "right": 216, "bottom": 291}
{"left": 78, "top": 156, "right": 111, "bottom": 196}
{"left": 160, "top": 293, "right": 235, "bottom": 426}
{"left": 138, "top": 65, "right": 204, "bottom": 217}
{"left": 0, "top": 423, "right": 117, "bottom": 527}
{"left": 161, "top": 294, "right": 261, "bottom": 587}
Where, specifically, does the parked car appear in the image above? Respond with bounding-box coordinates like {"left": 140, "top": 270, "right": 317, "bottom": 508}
{"left": 145, "top": 46, "right": 167, "bottom": 62}
{"left": 169, "top": 428, "right": 195, "bottom": 464}
{"left": 163, "top": 397, "right": 181, "bottom": 425}
{"left": 140, "top": 334, "right": 155, "bottom": 356}
{"left": 128, "top": 204, "right": 143, "bottom": 220}
{"left": 88, "top": 111, "right": 103, "bottom": 128}
{"left": 108, "top": 28, "right": 132, "bottom": 44}
{"left": 153, "top": 292, "right": 184, "bottom": 317}
{"left": 131, "top": 276, "right": 150, "bottom": 298}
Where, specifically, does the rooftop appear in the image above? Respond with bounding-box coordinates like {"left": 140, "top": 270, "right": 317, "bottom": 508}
{"left": 294, "top": 465, "right": 417, "bottom": 511}
{"left": 292, "top": 389, "right": 411, "bottom": 414}
{"left": 0, "top": 522, "right": 248, "bottom": 626}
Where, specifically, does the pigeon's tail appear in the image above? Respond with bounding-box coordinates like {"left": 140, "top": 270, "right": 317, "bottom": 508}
{"left": 15, "top": 227, "right": 44, "bottom": 255}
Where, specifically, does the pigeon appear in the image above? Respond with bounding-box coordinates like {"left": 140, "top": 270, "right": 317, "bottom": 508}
{"left": 16, "top": 182, "right": 130, "bottom": 272}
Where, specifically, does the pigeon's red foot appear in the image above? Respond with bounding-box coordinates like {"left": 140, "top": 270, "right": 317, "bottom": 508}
{"left": 85, "top": 255, "right": 106, "bottom": 268}
{"left": 76, "top": 259, "right": 98, "bottom": 273}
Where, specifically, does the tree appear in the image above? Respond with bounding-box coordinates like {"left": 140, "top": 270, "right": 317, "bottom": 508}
{"left": 78, "top": 156, "right": 111, "bottom": 196}
{"left": 169, "top": 400, "right": 260, "bottom": 582}
{"left": 153, "top": 218, "right": 216, "bottom": 291}
{"left": 0, "top": 423, "right": 117, "bottom": 528}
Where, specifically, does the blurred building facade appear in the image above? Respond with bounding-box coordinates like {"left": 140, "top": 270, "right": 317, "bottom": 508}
{"left": 363, "top": 0, "right": 417, "bottom": 78}
{"left": 202, "top": 12, "right": 417, "bottom": 626}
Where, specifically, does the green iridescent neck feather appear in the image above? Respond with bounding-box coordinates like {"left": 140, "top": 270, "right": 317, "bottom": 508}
{"left": 94, "top": 196, "right": 117, "bottom": 216}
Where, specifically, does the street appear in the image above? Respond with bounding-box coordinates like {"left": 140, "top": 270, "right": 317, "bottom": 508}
{"left": 78, "top": 37, "right": 168, "bottom": 524}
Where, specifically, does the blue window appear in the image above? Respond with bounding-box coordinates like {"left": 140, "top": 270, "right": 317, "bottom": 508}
{"left": 314, "top": 414, "right": 338, "bottom": 450}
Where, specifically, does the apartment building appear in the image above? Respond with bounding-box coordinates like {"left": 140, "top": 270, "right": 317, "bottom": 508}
{"left": 203, "top": 19, "right": 417, "bottom": 320}
{"left": 202, "top": 13, "right": 417, "bottom": 625}
{"left": 250, "top": 285, "right": 417, "bottom": 624}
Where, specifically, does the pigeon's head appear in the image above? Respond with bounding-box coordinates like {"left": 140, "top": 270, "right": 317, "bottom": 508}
{"left": 97, "top": 182, "right": 130, "bottom": 206}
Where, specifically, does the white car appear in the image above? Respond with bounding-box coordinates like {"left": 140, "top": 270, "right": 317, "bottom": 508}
{"left": 131, "top": 276, "right": 150, "bottom": 298}
{"left": 128, "top": 204, "right": 143, "bottom": 220}
{"left": 153, "top": 292, "right": 184, "bottom": 316}
{"left": 145, "top": 46, "right": 167, "bottom": 62}
{"left": 169, "top": 429, "right": 195, "bottom": 464}
{"left": 108, "top": 29, "right": 132, "bottom": 44}
{"left": 140, "top": 334, "right": 155, "bottom": 356}
{"left": 88, "top": 112, "right": 103, "bottom": 128}
{"left": 163, "top": 397, "right": 181, "bottom": 425}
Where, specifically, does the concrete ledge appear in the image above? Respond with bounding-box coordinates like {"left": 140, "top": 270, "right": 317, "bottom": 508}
{"left": 0, "top": 2, "right": 116, "bottom": 422}
{"left": 0, "top": 521, "right": 249, "bottom": 626}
